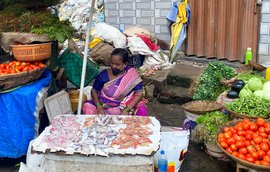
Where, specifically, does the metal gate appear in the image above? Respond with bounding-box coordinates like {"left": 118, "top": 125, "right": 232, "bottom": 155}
{"left": 186, "top": 0, "right": 261, "bottom": 62}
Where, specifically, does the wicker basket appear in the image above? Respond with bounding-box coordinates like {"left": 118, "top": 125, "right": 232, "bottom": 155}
{"left": 182, "top": 100, "right": 223, "bottom": 115}
{"left": 11, "top": 43, "right": 52, "bottom": 61}
{"left": 225, "top": 108, "right": 269, "bottom": 119}
{"left": 249, "top": 61, "right": 266, "bottom": 71}
{"left": 216, "top": 120, "right": 270, "bottom": 172}
{"left": 0, "top": 61, "right": 49, "bottom": 92}
{"left": 205, "top": 142, "right": 226, "bottom": 159}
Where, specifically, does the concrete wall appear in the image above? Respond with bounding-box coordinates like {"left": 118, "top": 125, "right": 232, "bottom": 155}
{"left": 104, "top": 0, "right": 171, "bottom": 42}
{"left": 259, "top": 0, "right": 270, "bottom": 64}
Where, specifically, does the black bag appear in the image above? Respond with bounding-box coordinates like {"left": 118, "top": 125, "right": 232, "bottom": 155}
{"left": 128, "top": 54, "right": 145, "bottom": 68}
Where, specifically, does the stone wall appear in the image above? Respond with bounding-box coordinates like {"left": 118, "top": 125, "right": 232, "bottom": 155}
{"left": 104, "top": 0, "right": 172, "bottom": 42}
{"left": 259, "top": 0, "right": 270, "bottom": 64}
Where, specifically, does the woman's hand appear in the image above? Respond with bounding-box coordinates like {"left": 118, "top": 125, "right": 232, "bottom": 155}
{"left": 121, "top": 109, "right": 129, "bottom": 115}
{"left": 97, "top": 106, "right": 105, "bottom": 114}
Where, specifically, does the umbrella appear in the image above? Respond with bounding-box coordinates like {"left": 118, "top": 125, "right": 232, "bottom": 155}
{"left": 77, "top": 0, "right": 96, "bottom": 115}
{"left": 167, "top": 0, "right": 190, "bottom": 62}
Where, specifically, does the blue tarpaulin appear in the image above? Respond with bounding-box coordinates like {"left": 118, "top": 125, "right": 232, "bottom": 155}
{"left": 0, "top": 70, "right": 52, "bottom": 158}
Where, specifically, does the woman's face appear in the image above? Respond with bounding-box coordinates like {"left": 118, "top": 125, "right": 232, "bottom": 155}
{"left": 111, "top": 55, "right": 125, "bottom": 75}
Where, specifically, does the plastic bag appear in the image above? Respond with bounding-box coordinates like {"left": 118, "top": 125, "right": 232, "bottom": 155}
{"left": 154, "top": 127, "right": 190, "bottom": 172}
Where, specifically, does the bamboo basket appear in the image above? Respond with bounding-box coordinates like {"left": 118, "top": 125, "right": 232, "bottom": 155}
{"left": 11, "top": 43, "right": 52, "bottom": 61}
{"left": 225, "top": 108, "right": 269, "bottom": 119}
{"left": 216, "top": 120, "right": 270, "bottom": 172}
{"left": 0, "top": 61, "right": 49, "bottom": 92}
{"left": 182, "top": 100, "right": 223, "bottom": 115}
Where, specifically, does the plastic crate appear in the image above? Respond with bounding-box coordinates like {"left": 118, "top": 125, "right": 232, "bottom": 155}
{"left": 58, "top": 48, "right": 99, "bottom": 88}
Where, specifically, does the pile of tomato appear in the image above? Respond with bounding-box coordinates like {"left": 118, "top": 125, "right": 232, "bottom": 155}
{"left": 0, "top": 61, "right": 45, "bottom": 76}
{"left": 218, "top": 118, "right": 270, "bottom": 166}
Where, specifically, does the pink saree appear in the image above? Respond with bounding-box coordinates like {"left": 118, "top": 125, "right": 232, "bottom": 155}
{"left": 83, "top": 67, "right": 148, "bottom": 116}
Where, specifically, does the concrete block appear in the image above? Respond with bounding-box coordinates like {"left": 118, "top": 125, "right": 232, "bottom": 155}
{"left": 141, "top": 10, "right": 155, "bottom": 17}
{"left": 105, "top": 3, "right": 116, "bottom": 10}
{"left": 260, "top": 35, "right": 270, "bottom": 44}
{"left": 258, "top": 55, "right": 270, "bottom": 64}
{"left": 119, "top": 3, "right": 133, "bottom": 9}
{"left": 262, "top": 14, "right": 270, "bottom": 22}
{"left": 262, "top": 2, "right": 270, "bottom": 13}
{"left": 124, "top": 10, "right": 136, "bottom": 17}
{"left": 137, "top": 18, "right": 151, "bottom": 25}
{"left": 156, "top": 34, "right": 170, "bottom": 42}
{"left": 143, "top": 26, "right": 155, "bottom": 33}
{"left": 107, "top": 0, "right": 119, "bottom": 2}
{"left": 160, "top": 10, "right": 169, "bottom": 17}
{"left": 160, "top": 26, "right": 169, "bottom": 33}
{"left": 155, "top": 2, "right": 171, "bottom": 9}
{"left": 119, "top": 10, "right": 124, "bottom": 17}
{"left": 155, "top": 18, "right": 167, "bottom": 25}
{"left": 260, "top": 23, "right": 270, "bottom": 34}
{"left": 155, "top": 9, "right": 161, "bottom": 18}
{"left": 155, "top": 25, "right": 161, "bottom": 34}
{"left": 259, "top": 43, "right": 269, "bottom": 55}
{"left": 136, "top": 2, "right": 151, "bottom": 9}
{"left": 123, "top": 0, "right": 134, "bottom": 2}
{"left": 107, "top": 10, "right": 119, "bottom": 17}
{"left": 120, "top": 17, "right": 133, "bottom": 24}
{"left": 136, "top": 9, "right": 141, "bottom": 17}
{"left": 105, "top": 17, "right": 117, "bottom": 23}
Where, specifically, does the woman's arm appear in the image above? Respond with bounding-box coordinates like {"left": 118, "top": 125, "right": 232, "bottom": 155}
{"left": 122, "top": 91, "right": 143, "bottom": 115}
{"left": 91, "top": 89, "right": 105, "bottom": 114}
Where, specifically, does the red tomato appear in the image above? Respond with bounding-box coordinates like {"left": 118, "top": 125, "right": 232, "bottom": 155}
{"left": 250, "top": 123, "right": 258, "bottom": 132}
{"left": 247, "top": 145, "right": 256, "bottom": 154}
{"left": 237, "top": 131, "right": 246, "bottom": 136}
{"left": 227, "top": 138, "right": 235, "bottom": 145}
{"left": 220, "top": 142, "right": 229, "bottom": 149}
{"left": 236, "top": 141, "right": 246, "bottom": 149}
{"left": 265, "top": 127, "right": 270, "bottom": 135}
{"left": 258, "top": 150, "right": 266, "bottom": 159}
{"left": 259, "top": 132, "right": 268, "bottom": 138}
{"left": 245, "top": 141, "right": 251, "bottom": 146}
{"left": 255, "top": 144, "right": 261, "bottom": 151}
{"left": 254, "top": 137, "right": 263, "bottom": 144}
{"left": 251, "top": 152, "right": 259, "bottom": 160}
{"left": 237, "top": 154, "right": 246, "bottom": 160}
{"left": 259, "top": 127, "right": 266, "bottom": 133}
{"left": 266, "top": 150, "right": 270, "bottom": 156}
{"left": 232, "top": 151, "right": 238, "bottom": 157}
{"left": 246, "top": 156, "right": 255, "bottom": 163}
{"left": 260, "top": 160, "right": 270, "bottom": 166}
{"left": 243, "top": 118, "right": 250, "bottom": 123}
{"left": 239, "top": 147, "right": 248, "bottom": 155}
{"left": 224, "top": 127, "right": 229, "bottom": 132}
{"left": 257, "top": 118, "right": 266, "bottom": 127}
{"left": 245, "top": 133, "right": 253, "bottom": 141}
{"left": 224, "top": 132, "right": 232, "bottom": 139}
{"left": 230, "top": 144, "right": 237, "bottom": 151}
{"left": 218, "top": 133, "right": 224, "bottom": 139}
{"left": 260, "top": 143, "right": 269, "bottom": 152}
{"left": 255, "top": 160, "right": 261, "bottom": 165}
{"left": 243, "top": 123, "right": 250, "bottom": 131}
{"left": 263, "top": 155, "right": 270, "bottom": 163}
{"left": 226, "top": 147, "right": 233, "bottom": 154}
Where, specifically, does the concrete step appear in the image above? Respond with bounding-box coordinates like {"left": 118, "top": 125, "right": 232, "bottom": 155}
{"left": 157, "top": 85, "right": 193, "bottom": 105}
{"left": 167, "top": 61, "right": 205, "bottom": 88}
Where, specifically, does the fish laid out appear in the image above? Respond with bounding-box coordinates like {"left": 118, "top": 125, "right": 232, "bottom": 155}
{"left": 32, "top": 115, "right": 161, "bottom": 156}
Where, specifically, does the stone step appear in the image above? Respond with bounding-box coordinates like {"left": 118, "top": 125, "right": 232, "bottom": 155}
{"left": 157, "top": 85, "right": 193, "bottom": 105}
{"left": 167, "top": 61, "right": 205, "bottom": 88}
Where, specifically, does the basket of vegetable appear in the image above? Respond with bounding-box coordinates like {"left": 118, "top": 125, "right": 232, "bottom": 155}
{"left": 216, "top": 118, "right": 270, "bottom": 171}
{"left": 182, "top": 100, "right": 223, "bottom": 115}
{"left": 0, "top": 60, "right": 48, "bottom": 91}
{"left": 225, "top": 96, "right": 270, "bottom": 119}
{"left": 192, "top": 111, "right": 230, "bottom": 158}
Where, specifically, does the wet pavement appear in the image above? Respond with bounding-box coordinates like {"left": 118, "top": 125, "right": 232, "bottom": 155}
{"left": 0, "top": 101, "right": 236, "bottom": 172}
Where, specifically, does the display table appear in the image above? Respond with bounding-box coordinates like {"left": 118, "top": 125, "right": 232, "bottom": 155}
{"left": 0, "top": 70, "right": 52, "bottom": 158}
{"left": 20, "top": 115, "right": 160, "bottom": 172}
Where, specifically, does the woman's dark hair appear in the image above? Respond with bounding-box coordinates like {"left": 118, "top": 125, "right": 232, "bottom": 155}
{"left": 111, "top": 48, "right": 129, "bottom": 63}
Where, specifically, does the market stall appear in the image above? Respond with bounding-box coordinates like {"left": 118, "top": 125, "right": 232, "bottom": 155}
{"left": 21, "top": 115, "right": 161, "bottom": 172}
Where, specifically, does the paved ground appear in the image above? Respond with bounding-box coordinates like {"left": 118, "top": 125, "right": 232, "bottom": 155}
{"left": 0, "top": 101, "right": 236, "bottom": 172}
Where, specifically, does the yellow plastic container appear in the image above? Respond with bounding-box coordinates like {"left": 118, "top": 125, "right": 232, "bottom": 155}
{"left": 266, "top": 66, "right": 270, "bottom": 81}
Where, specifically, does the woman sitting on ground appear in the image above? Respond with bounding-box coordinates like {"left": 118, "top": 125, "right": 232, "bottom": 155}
{"left": 83, "top": 48, "right": 148, "bottom": 116}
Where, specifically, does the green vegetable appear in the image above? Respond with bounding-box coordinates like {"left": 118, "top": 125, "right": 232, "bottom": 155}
{"left": 193, "top": 62, "right": 236, "bottom": 101}
{"left": 263, "top": 81, "right": 270, "bottom": 92}
{"left": 225, "top": 96, "right": 270, "bottom": 118}
{"left": 254, "top": 90, "right": 265, "bottom": 97}
{"left": 248, "top": 77, "right": 263, "bottom": 91}
{"left": 192, "top": 111, "right": 230, "bottom": 143}
{"left": 239, "top": 88, "right": 253, "bottom": 98}
{"left": 236, "top": 71, "right": 265, "bottom": 83}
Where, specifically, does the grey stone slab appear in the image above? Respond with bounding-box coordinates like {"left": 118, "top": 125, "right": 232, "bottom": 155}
{"left": 119, "top": 3, "right": 133, "bottom": 9}
{"left": 260, "top": 34, "right": 270, "bottom": 44}
{"left": 155, "top": 1, "right": 171, "bottom": 9}
{"left": 136, "top": 18, "right": 151, "bottom": 25}
{"left": 141, "top": 10, "right": 155, "bottom": 17}
{"left": 262, "top": 14, "right": 270, "bottom": 22}
{"left": 136, "top": 2, "right": 151, "bottom": 9}
{"left": 120, "top": 17, "right": 133, "bottom": 24}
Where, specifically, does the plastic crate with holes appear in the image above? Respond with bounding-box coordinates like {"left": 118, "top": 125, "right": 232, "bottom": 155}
{"left": 58, "top": 48, "right": 99, "bottom": 88}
